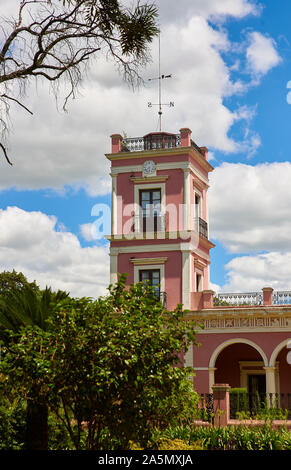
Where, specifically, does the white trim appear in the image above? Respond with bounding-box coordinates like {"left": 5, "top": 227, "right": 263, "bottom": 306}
{"left": 269, "top": 338, "right": 291, "bottom": 367}
{"left": 109, "top": 251, "right": 118, "bottom": 284}
{"left": 208, "top": 338, "right": 269, "bottom": 368}
{"left": 184, "top": 343, "right": 194, "bottom": 368}
{"left": 110, "top": 161, "right": 209, "bottom": 187}
{"left": 110, "top": 243, "right": 210, "bottom": 261}
{"left": 134, "top": 182, "right": 166, "bottom": 233}
{"left": 134, "top": 263, "right": 165, "bottom": 292}
{"left": 111, "top": 174, "right": 117, "bottom": 235}
{"left": 183, "top": 169, "right": 191, "bottom": 231}
{"left": 130, "top": 257, "right": 168, "bottom": 265}
{"left": 182, "top": 249, "right": 191, "bottom": 309}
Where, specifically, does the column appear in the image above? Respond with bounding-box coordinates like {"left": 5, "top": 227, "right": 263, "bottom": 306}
{"left": 209, "top": 367, "right": 217, "bottom": 393}
{"left": 181, "top": 246, "right": 191, "bottom": 310}
{"left": 179, "top": 128, "right": 192, "bottom": 147}
{"left": 111, "top": 174, "right": 117, "bottom": 235}
{"left": 262, "top": 287, "right": 274, "bottom": 306}
{"left": 109, "top": 248, "right": 119, "bottom": 285}
{"left": 212, "top": 384, "right": 230, "bottom": 427}
{"left": 110, "top": 134, "right": 122, "bottom": 153}
{"left": 264, "top": 366, "right": 277, "bottom": 400}
{"left": 184, "top": 342, "right": 194, "bottom": 368}
{"left": 183, "top": 168, "right": 191, "bottom": 231}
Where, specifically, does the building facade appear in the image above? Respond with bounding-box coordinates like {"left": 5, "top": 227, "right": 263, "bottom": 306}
{"left": 106, "top": 128, "right": 291, "bottom": 398}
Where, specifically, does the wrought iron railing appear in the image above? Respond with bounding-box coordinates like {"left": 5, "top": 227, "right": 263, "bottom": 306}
{"left": 194, "top": 217, "right": 208, "bottom": 239}
{"left": 159, "top": 291, "right": 167, "bottom": 308}
{"left": 230, "top": 392, "right": 291, "bottom": 420}
{"left": 198, "top": 393, "right": 214, "bottom": 422}
{"left": 122, "top": 134, "right": 180, "bottom": 152}
{"left": 191, "top": 139, "right": 204, "bottom": 156}
{"left": 122, "top": 134, "right": 203, "bottom": 153}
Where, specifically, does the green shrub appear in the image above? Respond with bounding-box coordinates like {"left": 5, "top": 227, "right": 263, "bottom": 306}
{"left": 0, "top": 398, "right": 26, "bottom": 449}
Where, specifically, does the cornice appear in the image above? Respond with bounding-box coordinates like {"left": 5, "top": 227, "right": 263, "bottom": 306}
{"left": 105, "top": 146, "right": 214, "bottom": 173}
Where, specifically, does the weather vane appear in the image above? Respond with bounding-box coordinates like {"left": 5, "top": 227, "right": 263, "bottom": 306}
{"left": 148, "top": 34, "right": 174, "bottom": 132}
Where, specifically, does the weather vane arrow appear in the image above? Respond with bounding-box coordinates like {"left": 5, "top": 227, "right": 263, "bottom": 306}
{"left": 147, "top": 34, "right": 174, "bottom": 131}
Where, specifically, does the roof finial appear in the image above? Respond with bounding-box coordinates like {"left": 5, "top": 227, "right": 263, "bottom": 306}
{"left": 148, "top": 33, "right": 174, "bottom": 131}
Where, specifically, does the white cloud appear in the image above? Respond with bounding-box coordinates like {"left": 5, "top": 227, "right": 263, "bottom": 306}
{"left": 0, "top": 206, "right": 110, "bottom": 297}
{"left": 209, "top": 161, "right": 291, "bottom": 292}
{"left": 157, "top": 0, "right": 260, "bottom": 24}
{"left": 80, "top": 223, "right": 98, "bottom": 242}
{"left": 222, "top": 252, "right": 291, "bottom": 292}
{"left": 246, "top": 31, "right": 282, "bottom": 76}
{"left": 0, "top": 0, "right": 271, "bottom": 194}
{"left": 209, "top": 161, "right": 291, "bottom": 254}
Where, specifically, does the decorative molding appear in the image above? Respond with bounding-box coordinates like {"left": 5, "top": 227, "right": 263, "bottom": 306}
{"left": 195, "top": 316, "right": 291, "bottom": 333}
{"left": 130, "top": 257, "right": 168, "bottom": 265}
{"left": 109, "top": 243, "right": 210, "bottom": 262}
{"left": 130, "top": 175, "right": 168, "bottom": 183}
{"left": 105, "top": 146, "right": 214, "bottom": 174}
{"left": 110, "top": 161, "right": 209, "bottom": 188}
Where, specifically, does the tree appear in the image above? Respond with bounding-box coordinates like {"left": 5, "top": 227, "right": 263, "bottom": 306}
{"left": 0, "top": 0, "right": 159, "bottom": 164}
{"left": 0, "top": 270, "right": 39, "bottom": 297}
{"left": 0, "top": 275, "right": 199, "bottom": 450}
{"left": 0, "top": 282, "right": 69, "bottom": 450}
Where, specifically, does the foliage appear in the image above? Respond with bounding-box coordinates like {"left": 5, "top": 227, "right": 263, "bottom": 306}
{"left": 0, "top": 284, "right": 69, "bottom": 337}
{"left": 185, "top": 424, "right": 291, "bottom": 450}
{"left": 0, "top": 270, "right": 39, "bottom": 298}
{"left": 0, "top": 275, "right": 198, "bottom": 450}
{"left": 0, "top": 279, "right": 69, "bottom": 450}
{"left": 0, "top": 395, "right": 26, "bottom": 450}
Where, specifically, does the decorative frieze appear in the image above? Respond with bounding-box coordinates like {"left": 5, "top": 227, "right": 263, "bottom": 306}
{"left": 197, "top": 316, "right": 291, "bottom": 332}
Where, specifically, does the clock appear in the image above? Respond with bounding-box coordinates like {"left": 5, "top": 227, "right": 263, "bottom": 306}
{"left": 143, "top": 160, "right": 156, "bottom": 177}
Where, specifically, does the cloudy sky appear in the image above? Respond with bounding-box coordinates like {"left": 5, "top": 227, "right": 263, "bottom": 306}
{"left": 0, "top": 0, "right": 290, "bottom": 297}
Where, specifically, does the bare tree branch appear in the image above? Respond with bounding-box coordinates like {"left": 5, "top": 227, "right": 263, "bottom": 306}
{"left": 0, "top": 142, "right": 13, "bottom": 165}
{"left": 0, "top": 0, "right": 159, "bottom": 164}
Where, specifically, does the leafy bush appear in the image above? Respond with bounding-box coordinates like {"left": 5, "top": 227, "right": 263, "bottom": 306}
{"left": 187, "top": 425, "right": 291, "bottom": 450}
{"left": 0, "top": 398, "right": 26, "bottom": 449}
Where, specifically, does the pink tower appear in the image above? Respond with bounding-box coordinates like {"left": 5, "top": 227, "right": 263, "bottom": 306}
{"left": 106, "top": 128, "right": 215, "bottom": 312}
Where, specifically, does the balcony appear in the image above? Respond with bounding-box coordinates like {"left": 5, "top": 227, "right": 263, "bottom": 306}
{"left": 122, "top": 132, "right": 204, "bottom": 156}
{"left": 131, "top": 213, "right": 166, "bottom": 233}
{"left": 194, "top": 217, "right": 208, "bottom": 239}
{"left": 215, "top": 290, "right": 291, "bottom": 306}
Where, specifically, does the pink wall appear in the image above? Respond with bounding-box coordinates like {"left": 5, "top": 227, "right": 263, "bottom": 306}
{"left": 277, "top": 347, "right": 291, "bottom": 394}
{"left": 117, "top": 250, "right": 182, "bottom": 310}
{"left": 192, "top": 332, "right": 291, "bottom": 393}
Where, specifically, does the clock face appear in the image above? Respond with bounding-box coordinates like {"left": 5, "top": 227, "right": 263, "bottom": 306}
{"left": 143, "top": 160, "right": 156, "bottom": 175}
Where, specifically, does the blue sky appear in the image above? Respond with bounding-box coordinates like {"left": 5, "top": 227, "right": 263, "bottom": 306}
{"left": 1, "top": 0, "right": 291, "bottom": 297}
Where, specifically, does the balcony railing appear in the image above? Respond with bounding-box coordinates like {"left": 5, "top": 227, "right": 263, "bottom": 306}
{"left": 122, "top": 133, "right": 204, "bottom": 155}
{"left": 131, "top": 213, "right": 166, "bottom": 233}
{"left": 215, "top": 290, "right": 291, "bottom": 306}
{"left": 215, "top": 292, "right": 263, "bottom": 306}
{"left": 273, "top": 291, "right": 291, "bottom": 305}
{"left": 159, "top": 291, "right": 167, "bottom": 308}
{"left": 122, "top": 134, "right": 180, "bottom": 152}
{"left": 194, "top": 217, "right": 208, "bottom": 239}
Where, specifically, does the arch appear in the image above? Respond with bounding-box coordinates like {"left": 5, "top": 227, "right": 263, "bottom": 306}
{"left": 269, "top": 338, "right": 291, "bottom": 367}
{"left": 209, "top": 338, "right": 268, "bottom": 369}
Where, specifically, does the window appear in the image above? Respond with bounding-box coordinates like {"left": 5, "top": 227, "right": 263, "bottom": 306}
{"left": 139, "top": 189, "right": 162, "bottom": 232}
{"left": 196, "top": 272, "right": 203, "bottom": 292}
{"left": 139, "top": 269, "right": 160, "bottom": 298}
